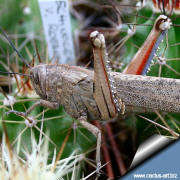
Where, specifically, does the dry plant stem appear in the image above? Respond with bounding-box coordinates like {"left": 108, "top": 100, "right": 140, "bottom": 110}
{"left": 123, "top": 15, "right": 171, "bottom": 75}
{"left": 93, "top": 120, "right": 114, "bottom": 179}
{"left": 105, "top": 123, "right": 126, "bottom": 175}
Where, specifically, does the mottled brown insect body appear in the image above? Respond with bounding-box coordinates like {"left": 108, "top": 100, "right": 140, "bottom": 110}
{"left": 30, "top": 64, "right": 180, "bottom": 120}
{"left": 30, "top": 64, "right": 101, "bottom": 120}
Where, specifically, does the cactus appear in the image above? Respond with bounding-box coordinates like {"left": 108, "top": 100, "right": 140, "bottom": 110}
{"left": 0, "top": 0, "right": 179, "bottom": 179}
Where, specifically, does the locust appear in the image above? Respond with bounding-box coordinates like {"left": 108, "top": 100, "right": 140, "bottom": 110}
{"left": 0, "top": 14, "right": 180, "bottom": 175}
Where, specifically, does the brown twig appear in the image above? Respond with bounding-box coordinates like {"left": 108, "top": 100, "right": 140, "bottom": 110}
{"left": 105, "top": 123, "right": 126, "bottom": 175}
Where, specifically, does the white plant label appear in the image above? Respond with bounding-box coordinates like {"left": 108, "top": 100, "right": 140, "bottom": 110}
{"left": 38, "top": 0, "right": 76, "bottom": 64}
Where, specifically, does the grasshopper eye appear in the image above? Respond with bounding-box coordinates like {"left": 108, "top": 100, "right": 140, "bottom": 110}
{"left": 34, "top": 74, "right": 39, "bottom": 84}
{"left": 30, "top": 72, "right": 33, "bottom": 77}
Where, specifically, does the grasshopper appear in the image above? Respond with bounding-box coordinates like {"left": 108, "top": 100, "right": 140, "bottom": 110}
{"left": 0, "top": 14, "right": 180, "bottom": 174}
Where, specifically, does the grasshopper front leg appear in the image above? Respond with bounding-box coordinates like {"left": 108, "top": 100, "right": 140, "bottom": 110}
{"left": 25, "top": 100, "right": 59, "bottom": 115}
{"left": 8, "top": 100, "right": 59, "bottom": 126}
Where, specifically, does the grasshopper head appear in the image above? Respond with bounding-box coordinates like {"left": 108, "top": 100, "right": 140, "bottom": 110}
{"left": 30, "top": 64, "right": 47, "bottom": 100}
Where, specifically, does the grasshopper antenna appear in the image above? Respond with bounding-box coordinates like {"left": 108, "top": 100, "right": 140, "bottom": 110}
{"left": 0, "top": 27, "right": 31, "bottom": 68}
{"left": 0, "top": 70, "right": 31, "bottom": 77}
